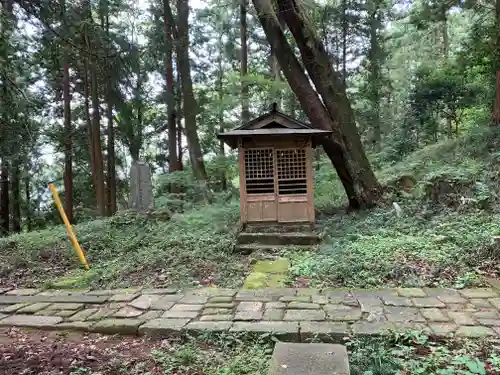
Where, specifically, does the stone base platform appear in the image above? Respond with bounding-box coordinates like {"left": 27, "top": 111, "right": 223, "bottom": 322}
{"left": 0, "top": 287, "right": 499, "bottom": 340}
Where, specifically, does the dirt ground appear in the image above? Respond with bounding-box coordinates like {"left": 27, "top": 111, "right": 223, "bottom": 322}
{"left": 0, "top": 327, "right": 166, "bottom": 375}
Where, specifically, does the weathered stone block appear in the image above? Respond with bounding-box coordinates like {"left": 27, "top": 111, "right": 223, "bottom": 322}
{"left": 469, "top": 299, "right": 492, "bottom": 308}
{"left": 185, "top": 321, "right": 232, "bottom": 333}
{"left": 299, "top": 322, "right": 349, "bottom": 342}
{"left": 1, "top": 303, "right": 30, "bottom": 313}
{"left": 459, "top": 288, "right": 498, "bottom": 299}
{"left": 428, "top": 323, "right": 457, "bottom": 336}
{"left": 456, "top": 326, "right": 496, "bottom": 337}
{"left": 170, "top": 304, "right": 203, "bottom": 312}
{"left": 92, "top": 318, "right": 143, "bottom": 334}
{"left": 56, "top": 321, "right": 93, "bottom": 331}
{"left": 204, "top": 303, "right": 236, "bottom": 309}
{"left": 489, "top": 298, "right": 500, "bottom": 309}
{"left": 17, "top": 303, "right": 53, "bottom": 314}
{"left": 0, "top": 314, "right": 62, "bottom": 328}
{"left": 268, "top": 343, "right": 349, "bottom": 375}
{"left": 141, "top": 288, "right": 178, "bottom": 295}
{"left": 325, "top": 307, "right": 362, "bottom": 322}
{"left": 67, "top": 308, "right": 99, "bottom": 322}
{"left": 114, "top": 307, "right": 144, "bottom": 318}
{"left": 162, "top": 310, "right": 199, "bottom": 319}
{"left": 412, "top": 298, "right": 445, "bottom": 308}
{"left": 284, "top": 309, "right": 325, "bottom": 321}
{"left": 237, "top": 302, "right": 263, "bottom": 311}
{"left": 397, "top": 288, "right": 426, "bottom": 297}
{"left": 208, "top": 296, "right": 233, "bottom": 303}
{"left": 138, "top": 318, "right": 189, "bottom": 336}
{"left": 87, "top": 308, "right": 118, "bottom": 321}
{"left": 263, "top": 309, "right": 284, "bottom": 321}
{"left": 447, "top": 311, "right": 476, "bottom": 326}
{"left": 420, "top": 308, "right": 450, "bottom": 322}
{"left": 87, "top": 288, "right": 140, "bottom": 296}
{"left": 230, "top": 321, "right": 299, "bottom": 341}
{"left": 279, "top": 296, "right": 311, "bottom": 303}
{"left": 202, "top": 308, "right": 233, "bottom": 315}
{"left": 265, "top": 302, "right": 286, "bottom": 310}
{"left": 288, "top": 302, "right": 320, "bottom": 310}
{"left": 109, "top": 293, "right": 140, "bottom": 303}
{"left": 129, "top": 295, "right": 161, "bottom": 310}
{"left": 139, "top": 310, "right": 163, "bottom": 321}
{"left": 48, "top": 303, "right": 84, "bottom": 311}
{"left": 6, "top": 289, "right": 41, "bottom": 296}
{"left": 200, "top": 315, "right": 233, "bottom": 321}
{"left": 178, "top": 294, "right": 209, "bottom": 304}
{"left": 311, "top": 296, "right": 328, "bottom": 304}
{"left": 351, "top": 322, "right": 394, "bottom": 336}
{"left": 478, "top": 319, "right": 500, "bottom": 326}
{"left": 473, "top": 309, "right": 499, "bottom": 319}
{"left": 382, "top": 296, "right": 413, "bottom": 307}
{"left": 234, "top": 311, "right": 263, "bottom": 321}
{"left": 384, "top": 307, "right": 425, "bottom": 322}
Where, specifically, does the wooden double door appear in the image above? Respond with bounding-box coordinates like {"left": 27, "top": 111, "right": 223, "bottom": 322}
{"left": 241, "top": 146, "right": 314, "bottom": 224}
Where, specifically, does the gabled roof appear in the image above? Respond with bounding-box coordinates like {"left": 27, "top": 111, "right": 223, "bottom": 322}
{"left": 218, "top": 105, "right": 332, "bottom": 149}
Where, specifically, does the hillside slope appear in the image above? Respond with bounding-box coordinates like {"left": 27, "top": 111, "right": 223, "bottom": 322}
{"left": 0, "top": 127, "right": 499, "bottom": 290}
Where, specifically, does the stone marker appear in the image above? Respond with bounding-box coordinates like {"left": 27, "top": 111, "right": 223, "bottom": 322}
{"left": 268, "top": 343, "right": 350, "bottom": 375}
{"left": 128, "top": 161, "right": 154, "bottom": 211}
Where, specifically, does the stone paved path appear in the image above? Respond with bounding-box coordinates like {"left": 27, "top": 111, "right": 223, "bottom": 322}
{"left": 0, "top": 287, "right": 499, "bottom": 341}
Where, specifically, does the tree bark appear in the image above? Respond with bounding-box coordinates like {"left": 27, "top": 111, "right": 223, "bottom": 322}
{"left": 102, "top": 0, "right": 116, "bottom": 215}
{"left": 24, "top": 172, "right": 31, "bottom": 231}
{"left": 253, "top": 0, "right": 382, "bottom": 208}
{"left": 11, "top": 161, "right": 20, "bottom": 233}
{"left": 217, "top": 27, "right": 227, "bottom": 191}
{"left": 85, "top": 2, "right": 106, "bottom": 216}
{"left": 367, "top": 6, "right": 382, "bottom": 149}
{"left": 61, "top": 0, "right": 73, "bottom": 223}
{"left": 163, "top": 0, "right": 178, "bottom": 172}
{"left": 176, "top": 0, "right": 207, "bottom": 181}
{"left": 240, "top": 0, "right": 250, "bottom": 123}
{"left": 176, "top": 72, "right": 184, "bottom": 170}
{"left": 0, "top": 160, "right": 9, "bottom": 236}
{"left": 492, "top": 0, "right": 500, "bottom": 125}
{"left": 341, "top": 0, "right": 348, "bottom": 84}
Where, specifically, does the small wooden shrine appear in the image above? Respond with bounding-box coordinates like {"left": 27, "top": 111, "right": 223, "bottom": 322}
{"left": 218, "top": 105, "right": 332, "bottom": 227}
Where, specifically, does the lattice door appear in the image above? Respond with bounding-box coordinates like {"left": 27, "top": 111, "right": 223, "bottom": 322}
{"left": 244, "top": 148, "right": 275, "bottom": 194}
{"left": 276, "top": 149, "right": 307, "bottom": 195}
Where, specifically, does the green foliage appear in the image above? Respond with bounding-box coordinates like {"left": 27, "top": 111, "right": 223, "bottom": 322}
{"left": 0, "top": 202, "right": 245, "bottom": 289}
{"left": 348, "top": 332, "right": 500, "bottom": 375}
{"left": 287, "top": 127, "right": 500, "bottom": 288}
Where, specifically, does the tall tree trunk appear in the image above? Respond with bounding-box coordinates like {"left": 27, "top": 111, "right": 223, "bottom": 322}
{"left": 176, "top": 0, "right": 207, "bottom": 181}
{"left": 176, "top": 72, "right": 184, "bottom": 170}
{"left": 492, "top": 0, "right": 500, "bottom": 126}
{"left": 217, "top": 29, "right": 227, "bottom": 191}
{"left": 0, "top": 160, "right": 9, "bottom": 236}
{"left": 341, "top": 0, "right": 348, "bottom": 84}
{"left": 24, "top": 172, "right": 31, "bottom": 231}
{"left": 11, "top": 161, "right": 20, "bottom": 233}
{"left": 102, "top": 1, "right": 116, "bottom": 215}
{"left": 85, "top": 2, "right": 106, "bottom": 216}
{"left": 271, "top": 4, "right": 286, "bottom": 107}
{"left": 61, "top": 0, "right": 73, "bottom": 223}
{"left": 240, "top": 0, "right": 250, "bottom": 123}
{"left": 442, "top": 15, "right": 453, "bottom": 136}
{"left": 163, "top": 0, "right": 178, "bottom": 172}
{"left": 254, "top": 0, "right": 382, "bottom": 208}
{"left": 368, "top": 7, "right": 382, "bottom": 150}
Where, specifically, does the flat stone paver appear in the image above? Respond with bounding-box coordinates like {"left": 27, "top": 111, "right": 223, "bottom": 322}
{"left": 0, "top": 286, "right": 496, "bottom": 340}
{"left": 268, "top": 343, "right": 349, "bottom": 375}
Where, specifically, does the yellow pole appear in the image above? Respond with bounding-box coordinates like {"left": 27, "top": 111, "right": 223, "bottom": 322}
{"left": 49, "top": 184, "right": 89, "bottom": 270}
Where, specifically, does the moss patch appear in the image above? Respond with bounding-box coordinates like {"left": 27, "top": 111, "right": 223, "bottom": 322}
{"left": 243, "top": 259, "right": 289, "bottom": 289}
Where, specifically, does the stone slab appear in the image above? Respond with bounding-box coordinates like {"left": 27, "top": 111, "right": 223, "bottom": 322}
{"left": 284, "top": 310, "right": 325, "bottom": 321}
{"left": 351, "top": 322, "right": 394, "bottom": 336}
{"left": 185, "top": 321, "right": 232, "bottom": 332}
{"left": 0, "top": 315, "right": 63, "bottom": 328}
{"left": 234, "top": 311, "right": 263, "bottom": 321}
{"left": 162, "top": 310, "right": 199, "bottom": 319}
{"left": 268, "top": 343, "right": 349, "bottom": 375}
{"left": 412, "top": 298, "right": 445, "bottom": 308}
{"left": 142, "top": 288, "right": 178, "bottom": 295}
{"left": 288, "top": 302, "right": 320, "bottom": 310}
{"left": 57, "top": 321, "right": 94, "bottom": 331}
{"left": 6, "top": 289, "right": 41, "bottom": 296}
{"left": 17, "top": 303, "right": 53, "bottom": 314}
{"left": 138, "top": 318, "right": 190, "bottom": 336}
{"left": 92, "top": 319, "right": 143, "bottom": 334}
{"left": 299, "top": 322, "right": 349, "bottom": 341}
{"left": 456, "top": 326, "right": 496, "bottom": 337}
{"left": 0, "top": 295, "right": 108, "bottom": 304}
{"left": 48, "top": 303, "right": 85, "bottom": 311}
{"left": 230, "top": 322, "right": 299, "bottom": 341}
{"left": 129, "top": 295, "right": 161, "bottom": 310}
{"left": 397, "top": 288, "right": 427, "bottom": 297}
{"left": 459, "top": 289, "right": 498, "bottom": 299}
{"left": 114, "top": 307, "right": 144, "bottom": 318}
{"left": 200, "top": 315, "right": 234, "bottom": 321}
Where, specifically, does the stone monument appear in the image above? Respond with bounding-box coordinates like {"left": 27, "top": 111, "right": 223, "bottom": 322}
{"left": 128, "top": 161, "right": 154, "bottom": 211}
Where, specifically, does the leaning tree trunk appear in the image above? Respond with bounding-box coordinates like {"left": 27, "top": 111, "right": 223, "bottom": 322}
{"left": 176, "top": 0, "right": 207, "bottom": 181}
{"left": 252, "top": 0, "right": 381, "bottom": 208}
{"left": 277, "top": 0, "right": 382, "bottom": 208}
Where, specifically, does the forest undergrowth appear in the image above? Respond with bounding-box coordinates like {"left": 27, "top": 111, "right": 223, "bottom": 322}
{"left": 0, "top": 127, "right": 499, "bottom": 291}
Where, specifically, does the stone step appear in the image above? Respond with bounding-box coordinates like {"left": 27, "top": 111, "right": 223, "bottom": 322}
{"left": 235, "top": 244, "right": 317, "bottom": 254}
{"left": 245, "top": 223, "right": 315, "bottom": 233}
{"left": 237, "top": 232, "right": 320, "bottom": 246}
{"left": 268, "top": 342, "right": 350, "bottom": 375}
